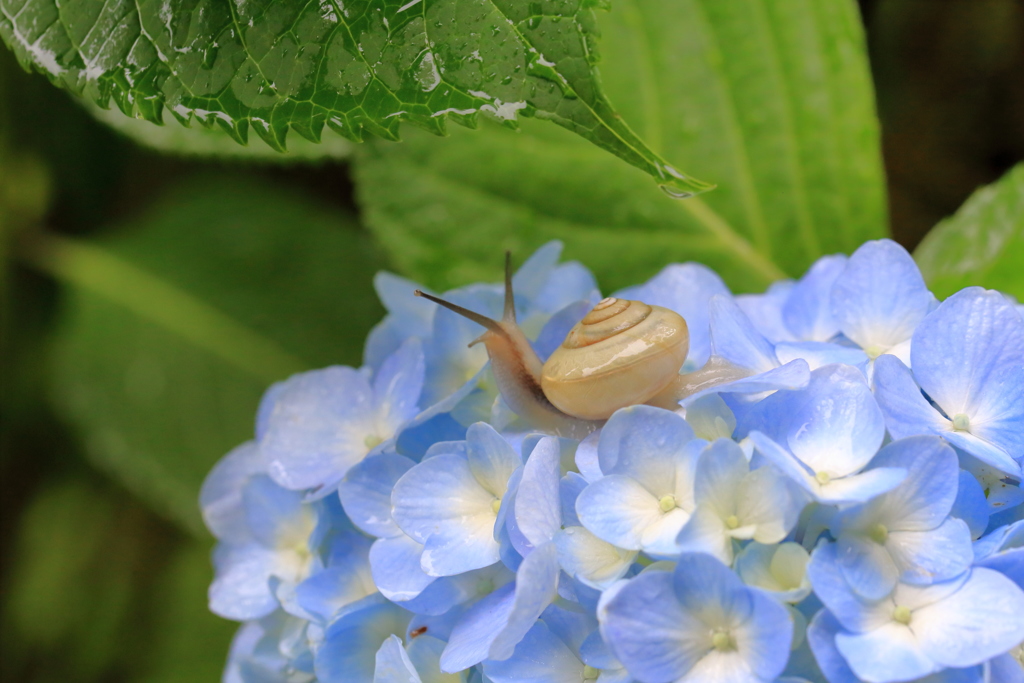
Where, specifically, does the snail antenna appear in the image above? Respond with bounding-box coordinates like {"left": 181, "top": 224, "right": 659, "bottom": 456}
{"left": 414, "top": 290, "right": 503, "bottom": 335}
{"left": 503, "top": 251, "right": 516, "bottom": 323}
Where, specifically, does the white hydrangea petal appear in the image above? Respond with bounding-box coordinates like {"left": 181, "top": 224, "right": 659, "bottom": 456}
{"left": 913, "top": 568, "right": 1024, "bottom": 668}
{"left": 555, "top": 526, "right": 636, "bottom": 589}
{"left": 835, "top": 622, "right": 938, "bottom": 682}
{"left": 576, "top": 475, "right": 662, "bottom": 550}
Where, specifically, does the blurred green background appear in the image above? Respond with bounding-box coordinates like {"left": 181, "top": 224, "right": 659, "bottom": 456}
{"left": 1, "top": 1, "right": 1022, "bottom": 681}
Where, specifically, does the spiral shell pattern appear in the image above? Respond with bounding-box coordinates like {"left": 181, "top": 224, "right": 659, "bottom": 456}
{"left": 541, "top": 297, "right": 689, "bottom": 420}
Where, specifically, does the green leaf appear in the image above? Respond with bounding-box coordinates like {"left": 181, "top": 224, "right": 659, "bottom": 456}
{"left": 0, "top": 0, "right": 708, "bottom": 195}
{"left": 33, "top": 175, "right": 386, "bottom": 534}
{"left": 915, "top": 163, "right": 1024, "bottom": 300}
{"left": 355, "top": 0, "right": 887, "bottom": 293}
{"left": 2, "top": 478, "right": 235, "bottom": 682}
{"left": 140, "top": 541, "right": 237, "bottom": 683}
{"left": 3, "top": 480, "right": 150, "bottom": 680}
{"left": 85, "top": 100, "right": 353, "bottom": 161}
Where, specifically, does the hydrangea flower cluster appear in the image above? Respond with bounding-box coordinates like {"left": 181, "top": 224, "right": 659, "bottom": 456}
{"left": 201, "top": 240, "right": 1024, "bottom": 683}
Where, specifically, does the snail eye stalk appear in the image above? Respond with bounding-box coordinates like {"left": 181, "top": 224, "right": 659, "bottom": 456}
{"left": 413, "top": 290, "right": 504, "bottom": 335}
{"left": 503, "top": 251, "right": 516, "bottom": 324}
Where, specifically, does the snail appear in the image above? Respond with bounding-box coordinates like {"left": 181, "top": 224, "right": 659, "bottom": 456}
{"left": 414, "top": 254, "right": 749, "bottom": 438}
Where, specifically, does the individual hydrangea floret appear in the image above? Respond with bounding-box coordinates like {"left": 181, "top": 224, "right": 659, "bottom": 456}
{"left": 200, "top": 240, "right": 1024, "bottom": 683}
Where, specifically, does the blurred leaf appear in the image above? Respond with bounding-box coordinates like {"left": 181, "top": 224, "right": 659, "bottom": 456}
{"left": 915, "top": 163, "right": 1024, "bottom": 300}
{"left": 35, "top": 176, "right": 385, "bottom": 534}
{"left": 0, "top": 0, "right": 709, "bottom": 196}
{"left": 2, "top": 478, "right": 236, "bottom": 683}
{"left": 2, "top": 479, "right": 149, "bottom": 681}
{"left": 140, "top": 541, "right": 237, "bottom": 683}
{"left": 85, "top": 101, "right": 353, "bottom": 161}
{"left": 355, "top": 0, "right": 886, "bottom": 293}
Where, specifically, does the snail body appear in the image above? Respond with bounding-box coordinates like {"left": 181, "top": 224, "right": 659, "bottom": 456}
{"left": 414, "top": 254, "right": 746, "bottom": 437}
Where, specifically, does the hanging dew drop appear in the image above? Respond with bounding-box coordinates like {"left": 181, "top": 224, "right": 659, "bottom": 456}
{"left": 659, "top": 185, "right": 694, "bottom": 199}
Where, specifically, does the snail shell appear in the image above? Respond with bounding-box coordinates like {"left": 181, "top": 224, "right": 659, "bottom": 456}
{"left": 540, "top": 297, "right": 689, "bottom": 420}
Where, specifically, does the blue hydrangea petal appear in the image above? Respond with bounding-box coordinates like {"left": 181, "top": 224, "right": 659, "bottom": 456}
{"left": 440, "top": 543, "right": 560, "bottom": 672}
{"left": 774, "top": 341, "right": 868, "bottom": 372}
{"left": 542, "top": 602, "right": 598, "bottom": 656}
{"left": 873, "top": 354, "right": 949, "bottom": 438}
{"left": 514, "top": 436, "right": 562, "bottom": 550}
{"left": 860, "top": 436, "right": 960, "bottom": 531}
{"left": 758, "top": 364, "right": 885, "bottom": 478}
{"left": 405, "top": 635, "right": 456, "bottom": 683}
{"left": 747, "top": 431, "right": 817, "bottom": 495}
{"left": 673, "top": 553, "right": 754, "bottom": 626}
{"left": 887, "top": 518, "right": 973, "bottom": 585}
{"left": 296, "top": 531, "right": 374, "bottom": 623}
{"left": 806, "top": 543, "right": 894, "bottom": 633}
{"left": 373, "top": 338, "right": 426, "bottom": 424}
{"left": 734, "top": 543, "right": 812, "bottom": 603}
{"left": 680, "top": 360, "right": 812, "bottom": 408}
{"left": 738, "top": 467, "right": 804, "bottom": 544}
{"left": 242, "top": 475, "right": 315, "bottom": 549}
{"left": 369, "top": 535, "right": 436, "bottom": 603}
{"left": 782, "top": 254, "right": 846, "bottom": 342}
{"left": 736, "top": 280, "right": 797, "bottom": 344}
{"left": 534, "top": 300, "right": 594, "bottom": 361}
{"left": 675, "top": 650, "right": 761, "bottom": 683}
{"left": 912, "top": 288, "right": 1024, "bottom": 462}
{"left": 988, "top": 652, "right": 1024, "bottom": 683}
{"left": 749, "top": 430, "right": 899, "bottom": 505}
{"left": 831, "top": 239, "right": 935, "bottom": 354}
{"left": 423, "top": 296, "right": 497, "bottom": 407}
{"left": 942, "top": 430, "right": 1022, "bottom": 476}
{"left": 805, "top": 609, "right": 861, "bottom": 683}
{"left": 525, "top": 260, "right": 599, "bottom": 318}
{"left": 509, "top": 241, "right": 564, "bottom": 309}
{"left": 315, "top": 596, "right": 412, "bottom": 683}
{"left": 579, "top": 630, "right": 620, "bottom": 670}
{"left": 694, "top": 438, "right": 749, "bottom": 517}
{"left": 262, "top": 366, "right": 376, "bottom": 492}
{"left": 555, "top": 526, "right": 637, "bottom": 589}
{"left": 976, "top": 547, "right": 1024, "bottom": 591}
{"left": 709, "top": 295, "right": 779, "bottom": 373}
{"left": 339, "top": 453, "right": 416, "bottom": 539}
{"left": 599, "top": 571, "right": 708, "bottom": 682}
{"left": 576, "top": 475, "right": 663, "bottom": 551}
{"left": 614, "top": 263, "right": 731, "bottom": 368}
{"left": 374, "top": 272, "right": 436, "bottom": 338}
{"left": 560, "top": 472, "right": 588, "bottom": 527}
{"left": 675, "top": 506, "right": 732, "bottom": 564}
{"left": 716, "top": 589, "right": 792, "bottom": 683}
{"left": 834, "top": 533, "right": 899, "bottom": 600}
{"left": 483, "top": 621, "right": 584, "bottom": 683}
{"left": 913, "top": 568, "right": 1024, "bottom": 668}
{"left": 201, "top": 442, "right": 264, "bottom": 543}
{"left": 392, "top": 453, "right": 501, "bottom": 576}
{"left": 209, "top": 543, "right": 282, "bottom": 620}
{"left": 951, "top": 470, "right": 990, "bottom": 539}
{"left": 372, "top": 634, "right": 419, "bottom": 683}
{"left": 835, "top": 622, "right": 938, "bottom": 682}
{"left": 685, "top": 394, "right": 737, "bottom": 441}
{"left": 466, "top": 422, "right": 521, "bottom": 498}
{"left": 597, "top": 405, "right": 695, "bottom": 495}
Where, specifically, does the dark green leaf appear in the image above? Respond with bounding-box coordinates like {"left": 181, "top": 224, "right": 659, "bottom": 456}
{"left": 2, "top": 478, "right": 235, "bottom": 683}
{"left": 0, "top": 0, "right": 708, "bottom": 194}
{"left": 355, "top": 0, "right": 887, "bottom": 293}
{"left": 85, "top": 100, "right": 353, "bottom": 160}
{"left": 915, "top": 163, "right": 1024, "bottom": 300}
{"left": 37, "top": 175, "right": 385, "bottom": 533}
{"left": 140, "top": 541, "right": 238, "bottom": 683}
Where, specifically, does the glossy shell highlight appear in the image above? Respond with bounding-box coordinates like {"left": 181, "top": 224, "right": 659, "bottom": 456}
{"left": 540, "top": 298, "right": 689, "bottom": 420}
